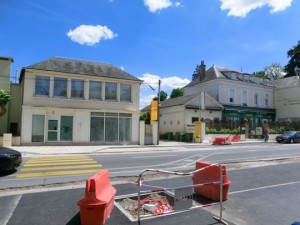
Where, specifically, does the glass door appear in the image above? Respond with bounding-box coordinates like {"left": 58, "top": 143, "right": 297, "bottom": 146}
{"left": 60, "top": 116, "right": 73, "bottom": 141}
{"left": 48, "top": 120, "right": 58, "bottom": 141}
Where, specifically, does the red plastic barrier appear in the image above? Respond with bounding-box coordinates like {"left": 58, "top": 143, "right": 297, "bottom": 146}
{"left": 192, "top": 161, "right": 230, "bottom": 201}
{"left": 77, "top": 170, "right": 116, "bottom": 225}
{"left": 231, "top": 134, "right": 241, "bottom": 142}
{"left": 212, "top": 136, "right": 232, "bottom": 145}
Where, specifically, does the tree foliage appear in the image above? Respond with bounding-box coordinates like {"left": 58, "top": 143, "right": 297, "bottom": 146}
{"left": 255, "top": 63, "right": 285, "bottom": 80}
{"left": 192, "top": 64, "right": 200, "bottom": 80}
{"left": 153, "top": 90, "right": 168, "bottom": 102}
{"left": 170, "top": 88, "right": 184, "bottom": 98}
{"left": 0, "top": 89, "right": 12, "bottom": 117}
{"left": 284, "top": 40, "right": 300, "bottom": 77}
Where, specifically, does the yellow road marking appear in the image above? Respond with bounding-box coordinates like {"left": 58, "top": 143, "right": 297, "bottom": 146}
{"left": 20, "top": 164, "right": 103, "bottom": 171}
{"left": 16, "top": 169, "right": 105, "bottom": 178}
{"left": 27, "top": 158, "right": 94, "bottom": 163}
{"left": 23, "top": 161, "right": 98, "bottom": 167}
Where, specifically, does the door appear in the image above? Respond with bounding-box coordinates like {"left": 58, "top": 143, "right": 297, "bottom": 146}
{"left": 48, "top": 119, "right": 58, "bottom": 141}
{"left": 60, "top": 116, "right": 73, "bottom": 141}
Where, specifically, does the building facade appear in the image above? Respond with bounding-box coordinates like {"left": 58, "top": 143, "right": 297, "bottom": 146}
{"left": 184, "top": 62, "right": 276, "bottom": 129}
{"left": 19, "top": 57, "right": 141, "bottom": 145}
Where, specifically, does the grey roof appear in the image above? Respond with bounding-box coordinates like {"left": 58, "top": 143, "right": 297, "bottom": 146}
{"left": 141, "top": 94, "right": 197, "bottom": 112}
{"left": 21, "top": 57, "right": 141, "bottom": 82}
{"left": 272, "top": 76, "right": 300, "bottom": 88}
{"left": 185, "top": 65, "right": 255, "bottom": 88}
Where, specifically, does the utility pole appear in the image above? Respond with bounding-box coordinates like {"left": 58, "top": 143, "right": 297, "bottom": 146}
{"left": 157, "top": 80, "right": 161, "bottom": 145}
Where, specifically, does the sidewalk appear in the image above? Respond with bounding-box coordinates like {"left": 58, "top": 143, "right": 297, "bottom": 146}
{"left": 9, "top": 139, "right": 268, "bottom": 157}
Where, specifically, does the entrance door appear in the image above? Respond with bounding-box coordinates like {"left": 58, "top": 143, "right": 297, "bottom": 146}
{"left": 48, "top": 119, "right": 58, "bottom": 141}
{"left": 60, "top": 116, "right": 73, "bottom": 141}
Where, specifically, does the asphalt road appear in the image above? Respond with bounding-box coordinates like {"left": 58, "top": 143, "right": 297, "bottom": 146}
{"left": 1, "top": 142, "right": 300, "bottom": 190}
{"left": 1, "top": 161, "right": 300, "bottom": 225}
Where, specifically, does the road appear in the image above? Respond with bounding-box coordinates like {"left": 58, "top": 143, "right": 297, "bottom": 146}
{"left": 1, "top": 142, "right": 300, "bottom": 190}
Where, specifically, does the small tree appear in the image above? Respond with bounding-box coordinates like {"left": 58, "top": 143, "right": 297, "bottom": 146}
{"left": 0, "top": 89, "right": 12, "bottom": 117}
{"left": 170, "top": 88, "right": 184, "bottom": 98}
{"left": 192, "top": 64, "right": 200, "bottom": 80}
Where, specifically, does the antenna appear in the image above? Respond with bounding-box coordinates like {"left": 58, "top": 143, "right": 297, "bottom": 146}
{"left": 15, "top": 68, "right": 18, "bottom": 83}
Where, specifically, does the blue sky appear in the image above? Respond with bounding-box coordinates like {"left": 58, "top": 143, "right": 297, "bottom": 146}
{"left": 1, "top": 0, "right": 299, "bottom": 108}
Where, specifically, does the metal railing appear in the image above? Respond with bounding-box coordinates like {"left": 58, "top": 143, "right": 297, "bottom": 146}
{"left": 136, "top": 163, "right": 228, "bottom": 225}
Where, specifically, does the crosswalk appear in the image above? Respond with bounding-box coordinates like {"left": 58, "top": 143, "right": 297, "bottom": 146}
{"left": 17, "top": 155, "right": 103, "bottom": 178}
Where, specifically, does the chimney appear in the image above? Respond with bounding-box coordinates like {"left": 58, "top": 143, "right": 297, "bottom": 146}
{"left": 199, "top": 60, "right": 206, "bottom": 81}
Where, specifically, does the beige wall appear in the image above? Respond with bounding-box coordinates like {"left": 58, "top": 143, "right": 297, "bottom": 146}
{"left": 274, "top": 85, "right": 300, "bottom": 120}
{"left": 159, "top": 106, "right": 186, "bottom": 134}
{"left": 0, "top": 57, "right": 13, "bottom": 135}
{"left": 21, "top": 69, "right": 141, "bottom": 144}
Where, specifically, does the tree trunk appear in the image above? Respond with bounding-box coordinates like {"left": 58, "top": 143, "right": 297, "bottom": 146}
{"left": 0, "top": 103, "right": 7, "bottom": 117}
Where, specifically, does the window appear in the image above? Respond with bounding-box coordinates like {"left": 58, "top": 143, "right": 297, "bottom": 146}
{"left": 32, "top": 115, "right": 45, "bottom": 142}
{"left": 53, "top": 77, "right": 67, "bottom": 98}
{"left": 192, "top": 117, "right": 199, "bottom": 123}
{"left": 90, "top": 112, "right": 104, "bottom": 142}
{"left": 105, "top": 82, "right": 117, "bottom": 101}
{"left": 229, "top": 89, "right": 235, "bottom": 103}
{"left": 71, "top": 79, "right": 84, "bottom": 98}
{"left": 90, "top": 112, "right": 132, "bottom": 142}
{"left": 120, "top": 84, "right": 132, "bottom": 102}
{"left": 89, "top": 81, "right": 102, "bottom": 100}
{"left": 35, "top": 76, "right": 50, "bottom": 96}
{"left": 242, "top": 91, "right": 247, "bottom": 106}
{"left": 254, "top": 93, "right": 259, "bottom": 106}
{"left": 265, "top": 94, "right": 269, "bottom": 107}
{"left": 60, "top": 116, "right": 73, "bottom": 141}
{"left": 119, "top": 114, "right": 132, "bottom": 141}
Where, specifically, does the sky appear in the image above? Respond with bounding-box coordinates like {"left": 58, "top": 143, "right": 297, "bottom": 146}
{"left": 1, "top": 0, "right": 300, "bottom": 109}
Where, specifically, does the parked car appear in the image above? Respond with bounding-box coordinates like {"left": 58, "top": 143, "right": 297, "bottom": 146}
{"left": 0, "top": 148, "right": 22, "bottom": 172}
{"left": 275, "top": 131, "right": 300, "bottom": 143}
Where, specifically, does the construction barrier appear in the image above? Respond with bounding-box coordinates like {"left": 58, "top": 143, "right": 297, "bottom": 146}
{"left": 212, "top": 136, "right": 232, "bottom": 145}
{"left": 77, "top": 170, "right": 116, "bottom": 225}
{"left": 136, "top": 163, "right": 229, "bottom": 225}
{"left": 192, "top": 161, "right": 231, "bottom": 201}
{"left": 231, "top": 134, "right": 241, "bottom": 142}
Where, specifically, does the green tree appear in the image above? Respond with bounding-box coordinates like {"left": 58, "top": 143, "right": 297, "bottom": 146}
{"left": 170, "top": 88, "right": 184, "bottom": 98}
{"left": 139, "top": 112, "right": 150, "bottom": 124}
{"left": 284, "top": 40, "right": 300, "bottom": 77}
{"left": 0, "top": 89, "right": 12, "bottom": 117}
{"left": 153, "top": 90, "right": 168, "bottom": 101}
{"left": 192, "top": 64, "right": 200, "bottom": 80}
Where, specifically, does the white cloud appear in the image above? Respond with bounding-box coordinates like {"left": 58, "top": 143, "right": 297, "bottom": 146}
{"left": 140, "top": 94, "right": 157, "bottom": 109}
{"left": 138, "top": 73, "right": 190, "bottom": 89}
{"left": 219, "top": 0, "right": 293, "bottom": 17}
{"left": 144, "top": 0, "right": 173, "bottom": 13}
{"left": 138, "top": 73, "right": 190, "bottom": 108}
{"left": 120, "top": 66, "right": 125, "bottom": 71}
{"left": 67, "top": 25, "right": 117, "bottom": 46}
{"left": 175, "top": 2, "right": 181, "bottom": 7}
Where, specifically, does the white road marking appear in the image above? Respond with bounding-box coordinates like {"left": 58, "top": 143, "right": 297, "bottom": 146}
{"left": 131, "top": 155, "right": 177, "bottom": 159}
{"left": 230, "top": 180, "right": 300, "bottom": 195}
{"left": 1, "top": 195, "right": 22, "bottom": 225}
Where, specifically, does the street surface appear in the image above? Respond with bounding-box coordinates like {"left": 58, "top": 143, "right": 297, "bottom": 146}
{"left": 1, "top": 142, "right": 300, "bottom": 225}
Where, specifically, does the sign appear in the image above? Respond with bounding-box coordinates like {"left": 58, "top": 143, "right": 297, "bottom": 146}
{"left": 174, "top": 187, "right": 193, "bottom": 210}
{"left": 150, "top": 100, "right": 158, "bottom": 121}
{"left": 194, "top": 121, "right": 200, "bottom": 139}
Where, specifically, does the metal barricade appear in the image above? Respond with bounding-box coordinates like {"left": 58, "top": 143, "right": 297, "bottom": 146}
{"left": 136, "top": 163, "right": 228, "bottom": 225}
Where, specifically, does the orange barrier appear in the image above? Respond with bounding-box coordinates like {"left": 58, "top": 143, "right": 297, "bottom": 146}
{"left": 192, "top": 161, "right": 230, "bottom": 201}
{"left": 231, "top": 134, "right": 241, "bottom": 142}
{"left": 212, "top": 136, "right": 232, "bottom": 145}
{"left": 77, "top": 170, "right": 116, "bottom": 225}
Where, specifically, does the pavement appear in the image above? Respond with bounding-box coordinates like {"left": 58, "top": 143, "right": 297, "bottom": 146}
{"left": 9, "top": 139, "right": 268, "bottom": 157}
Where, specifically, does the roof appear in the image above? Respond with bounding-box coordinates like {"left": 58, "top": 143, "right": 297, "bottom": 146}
{"left": 185, "top": 65, "right": 265, "bottom": 88}
{"left": 272, "top": 76, "right": 300, "bottom": 88}
{"left": 20, "top": 57, "right": 141, "bottom": 82}
{"left": 141, "top": 93, "right": 223, "bottom": 112}
{"left": 0, "top": 56, "right": 14, "bottom": 62}
{"left": 141, "top": 95, "right": 197, "bottom": 112}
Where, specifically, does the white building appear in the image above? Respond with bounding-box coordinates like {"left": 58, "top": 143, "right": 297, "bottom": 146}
{"left": 184, "top": 61, "right": 276, "bottom": 128}
{"left": 19, "top": 57, "right": 142, "bottom": 145}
